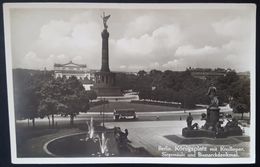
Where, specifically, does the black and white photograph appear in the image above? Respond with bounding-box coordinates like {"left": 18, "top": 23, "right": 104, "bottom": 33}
{"left": 3, "top": 3, "right": 256, "bottom": 164}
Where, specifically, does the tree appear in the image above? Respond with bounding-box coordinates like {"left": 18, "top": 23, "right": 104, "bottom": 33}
{"left": 135, "top": 71, "right": 153, "bottom": 93}
{"left": 180, "top": 89, "right": 196, "bottom": 109}
{"left": 225, "top": 70, "right": 239, "bottom": 85}
{"left": 60, "top": 76, "right": 90, "bottom": 125}
{"left": 38, "top": 98, "right": 62, "bottom": 127}
{"left": 38, "top": 76, "right": 90, "bottom": 126}
{"left": 150, "top": 69, "right": 163, "bottom": 88}
{"left": 115, "top": 73, "right": 137, "bottom": 91}
{"left": 138, "top": 88, "right": 152, "bottom": 100}
{"left": 14, "top": 85, "right": 39, "bottom": 127}
{"left": 86, "top": 90, "right": 97, "bottom": 102}
{"left": 214, "top": 70, "right": 250, "bottom": 119}
{"left": 117, "top": 68, "right": 249, "bottom": 112}
{"left": 228, "top": 77, "right": 250, "bottom": 120}
{"left": 38, "top": 78, "right": 64, "bottom": 127}
{"left": 230, "top": 99, "right": 248, "bottom": 119}
{"left": 137, "top": 70, "right": 147, "bottom": 77}
{"left": 13, "top": 69, "right": 44, "bottom": 127}
{"left": 136, "top": 69, "right": 208, "bottom": 109}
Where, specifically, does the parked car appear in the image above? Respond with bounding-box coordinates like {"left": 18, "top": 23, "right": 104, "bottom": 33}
{"left": 113, "top": 108, "right": 137, "bottom": 121}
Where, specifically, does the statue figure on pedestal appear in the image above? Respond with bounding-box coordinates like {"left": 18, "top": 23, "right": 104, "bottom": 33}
{"left": 101, "top": 12, "right": 111, "bottom": 29}
{"left": 186, "top": 112, "right": 198, "bottom": 130}
{"left": 207, "top": 83, "right": 219, "bottom": 108}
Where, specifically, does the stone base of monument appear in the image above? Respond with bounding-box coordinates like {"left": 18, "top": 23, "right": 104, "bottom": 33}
{"left": 92, "top": 71, "right": 122, "bottom": 96}
{"left": 182, "top": 127, "right": 243, "bottom": 138}
{"left": 182, "top": 128, "right": 216, "bottom": 138}
{"left": 223, "top": 127, "right": 243, "bottom": 136}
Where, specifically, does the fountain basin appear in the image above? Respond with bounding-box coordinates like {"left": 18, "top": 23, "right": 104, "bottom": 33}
{"left": 44, "top": 132, "right": 113, "bottom": 157}
{"left": 44, "top": 131, "right": 151, "bottom": 157}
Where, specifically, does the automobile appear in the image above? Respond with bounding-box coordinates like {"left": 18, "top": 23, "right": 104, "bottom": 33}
{"left": 113, "top": 108, "right": 137, "bottom": 121}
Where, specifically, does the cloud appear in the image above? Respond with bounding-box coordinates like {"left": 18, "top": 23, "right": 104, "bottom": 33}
{"left": 70, "top": 11, "right": 97, "bottom": 24}
{"left": 31, "top": 17, "right": 102, "bottom": 69}
{"left": 12, "top": 9, "right": 254, "bottom": 72}
{"left": 21, "top": 51, "right": 43, "bottom": 69}
{"left": 125, "top": 15, "right": 157, "bottom": 37}
{"left": 119, "top": 65, "right": 127, "bottom": 69}
{"left": 175, "top": 45, "right": 219, "bottom": 57}
{"left": 212, "top": 17, "right": 250, "bottom": 39}
{"left": 72, "top": 55, "right": 83, "bottom": 62}
{"left": 221, "top": 40, "right": 253, "bottom": 71}
{"left": 113, "top": 24, "right": 182, "bottom": 57}
{"left": 38, "top": 20, "right": 100, "bottom": 50}
{"left": 71, "top": 23, "right": 100, "bottom": 46}
{"left": 113, "top": 34, "right": 155, "bottom": 55}
{"left": 39, "top": 20, "right": 72, "bottom": 40}
{"left": 162, "top": 59, "right": 185, "bottom": 71}
{"left": 148, "top": 62, "right": 160, "bottom": 69}
{"left": 128, "top": 65, "right": 146, "bottom": 71}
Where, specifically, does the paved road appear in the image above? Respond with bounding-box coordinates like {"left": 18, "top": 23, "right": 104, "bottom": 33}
{"left": 16, "top": 105, "right": 232, "bottom": 127}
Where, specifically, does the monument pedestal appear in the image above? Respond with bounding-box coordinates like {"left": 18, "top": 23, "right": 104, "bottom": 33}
{"left": 205, "top": 107, "right": 220, "bottom": 130}
{"left": 182, "top": 107, "right": 242, "bottom": 138}
{"left": 92, "top": 71, "right": 122, "bottom": 96}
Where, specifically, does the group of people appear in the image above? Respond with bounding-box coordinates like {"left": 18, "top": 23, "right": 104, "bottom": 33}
{"left": 186, "top": 112, "right": 199, "bottom": 130}
{"left": 114, "top": 127, "right": 129, "bottom": 147}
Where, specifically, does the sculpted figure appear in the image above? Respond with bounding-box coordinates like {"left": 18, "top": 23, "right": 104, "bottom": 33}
{"left": 207, "top": 83, "right": 217, "bottom": 98}
{"left": 207, "top": 83, "right": 219, "bottom": 108}
{"left": 101, "top": 12, "right": 111, "bottom": 29}
{"left": 186, "top": 112, "right": 198, "bottom": 130}
{"left": 186, "top": 112, "right": 193, "bottom": 128}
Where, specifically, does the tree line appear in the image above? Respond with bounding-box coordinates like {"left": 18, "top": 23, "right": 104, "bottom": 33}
{"left": 116, "top": 69, "right": 250, "bottom": 118}
{"left": 13, "top": 69, "right": 96, "bottom": 127}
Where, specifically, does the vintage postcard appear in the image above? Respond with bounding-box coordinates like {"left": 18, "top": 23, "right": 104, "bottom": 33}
{"left": 4, "top": 3, "right": 256, "bottom": 164}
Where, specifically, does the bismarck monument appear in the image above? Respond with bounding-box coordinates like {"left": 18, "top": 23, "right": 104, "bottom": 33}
{"left": 182, "top": 83, "right": 243, "bottom": 138}
{"left": 92, "top": 12, "right": 122, "bottom": 96}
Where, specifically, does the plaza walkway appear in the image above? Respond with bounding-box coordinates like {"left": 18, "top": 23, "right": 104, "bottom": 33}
{"left": 104, "top": 120, "right": 250, "bottom": 157}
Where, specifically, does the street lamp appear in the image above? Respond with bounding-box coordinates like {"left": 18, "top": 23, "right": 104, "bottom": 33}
{"left": 102, "top": 98, "right": 105, "bottom": 128}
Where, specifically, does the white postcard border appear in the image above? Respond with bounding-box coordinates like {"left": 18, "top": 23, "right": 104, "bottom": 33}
{"left": 3, "top": 2, "right": 256, "bottom": 164}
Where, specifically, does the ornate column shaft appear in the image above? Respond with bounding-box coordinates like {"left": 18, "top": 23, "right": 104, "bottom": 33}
{"left": 101, "top": 29, "right": 110, "bottom": 72}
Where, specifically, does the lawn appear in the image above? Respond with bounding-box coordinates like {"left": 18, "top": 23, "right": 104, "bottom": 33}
{"left": 88, "top": 102, "right": 181, "bottom": 113}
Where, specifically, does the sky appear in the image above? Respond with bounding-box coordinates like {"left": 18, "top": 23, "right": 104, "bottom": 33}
{"left": 8, "top": 4, "right": 256, "bottom": 72}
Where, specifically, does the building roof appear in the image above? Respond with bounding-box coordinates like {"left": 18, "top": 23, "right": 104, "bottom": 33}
{"left": 54, "top": 70, "right": 87, "bottom": 74}
{"left": 54, "top": 61, "right": 87, "bottom": 68}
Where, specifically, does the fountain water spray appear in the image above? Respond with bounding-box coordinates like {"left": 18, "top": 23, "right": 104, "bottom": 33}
{"left": 86, "top": 117, "right": 94, "bottom": 140}
{"left": 99, "top": 132, "right": 108, "bottom": 155}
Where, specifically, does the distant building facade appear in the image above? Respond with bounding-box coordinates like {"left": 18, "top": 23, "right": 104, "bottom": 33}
{"left": 54, "top": 61, "right": 95, "bottom": 90}
{"left": 187, "top": 67, "right": 228, "bottom": 80}
{"left": 54, "top": 61, "right": 90, "bottom": 79}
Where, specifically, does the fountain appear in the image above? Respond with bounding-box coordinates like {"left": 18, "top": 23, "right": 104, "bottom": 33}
{"left": 80, "top": 117, "right": 95, "bottom": 142}
{"left": 86, "top": 117, "right": 94, "bottom": 140}
{"left": 98, "top": 132, "right": 109, "bottom": 156}
{"left": 79, "top": 117, "right": 110, "bottom": 156}
{"left": 44, "top": 119, "right": 150, "bottom": 157}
